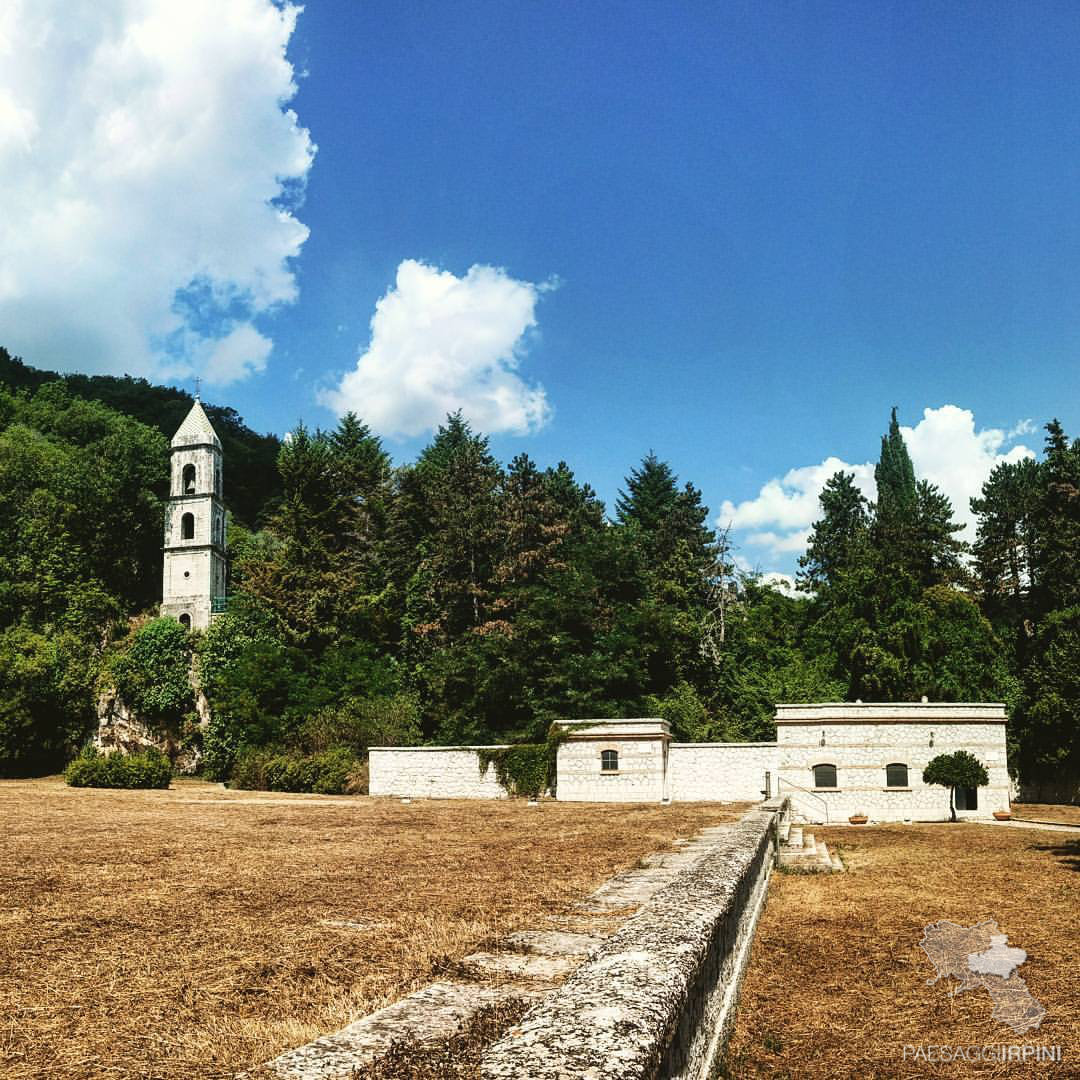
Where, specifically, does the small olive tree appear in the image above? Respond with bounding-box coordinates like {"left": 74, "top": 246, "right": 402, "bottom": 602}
{"left": 923, "top": 750, "right": 989, "bottom": 822}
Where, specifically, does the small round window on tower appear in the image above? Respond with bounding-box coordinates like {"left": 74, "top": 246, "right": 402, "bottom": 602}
{"left": 183, "top": 571, "right": 190, "bottom": 579}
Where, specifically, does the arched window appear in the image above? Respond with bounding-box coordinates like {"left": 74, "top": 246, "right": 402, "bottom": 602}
{"left": 601, "top": 749, "right": 619, "bottom": 772}
{"left": 179, "top": 613, "right": 191, "bottom": 630}
{"left": 181, "top": 512, "right": 195, "bottom": 540}
{"left": 182, "top": 463, "right": 196, "bottom": 494}
{"left": 886, "top": 763, "right": 909, "bottom": 788}
{"left": 813, "top": 763, "right": 837, "bottom": 789}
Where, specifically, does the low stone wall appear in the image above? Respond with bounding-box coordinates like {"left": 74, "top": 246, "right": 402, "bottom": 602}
{"left": 668, "top": 743, "right": 779, "bottom": 802}
{"left": 481, "top": 800, "right": 784, "bottom": 1079}
{"left": 368, "top": 747, "right": 509, "bottom": 799}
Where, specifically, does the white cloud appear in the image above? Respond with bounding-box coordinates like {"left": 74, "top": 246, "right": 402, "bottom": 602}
{"left": 319, "top": 259, "right": 553, "bottom": 439}
{"left": 719, "top": 458, "right": 875, "bottom": 541}
{"left": 901, "top": 405, "right": 1033, "bottom": 533}
{"left": 721, "top": 406, "right": 1035, "bottom": 563}
{"left": 198, "top": 323, "right": 272, "bottom": 384}
{"left": 0, "top": 0, "right": 314, "bottom": 385}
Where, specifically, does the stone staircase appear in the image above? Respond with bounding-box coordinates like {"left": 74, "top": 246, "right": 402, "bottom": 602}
{"left": 777, "top": 819, "right": 843, "bottom": 872}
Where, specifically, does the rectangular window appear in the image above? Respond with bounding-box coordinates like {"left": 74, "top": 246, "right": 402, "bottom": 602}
{"left": 956, "top": 786, "right": 978, "bottom": 811}
{"left": 601, "top": 750, "right": 618, "bottom": 772}
{"left": 886, "top": 763, "right": 909, "bottom": 788}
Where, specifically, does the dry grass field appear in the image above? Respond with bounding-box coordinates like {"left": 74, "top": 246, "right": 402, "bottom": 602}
{"left": 1013, "top": 803, "right": 1080, "bottom": 826}
{"left": 0, "top": 778, "right": 745, "bottom": 1080}
{"left": 725, "top": 822, "right": 1080, "bottom": 1078}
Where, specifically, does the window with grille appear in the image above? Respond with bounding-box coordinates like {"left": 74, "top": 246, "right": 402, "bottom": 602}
{"left": 601, "top": 750, "right": 618, "bottom": 772}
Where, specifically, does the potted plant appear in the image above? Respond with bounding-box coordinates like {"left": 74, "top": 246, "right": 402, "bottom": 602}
{"left": 993, "top": 809, "right": 1012, "bottom": 821}
{"left": 849, "top": 811, "right": 869, "bottom": 825}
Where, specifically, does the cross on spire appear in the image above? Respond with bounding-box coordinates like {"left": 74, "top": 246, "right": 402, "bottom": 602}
{"left": 194, "top": 376, "right": 201, "bottom": 401}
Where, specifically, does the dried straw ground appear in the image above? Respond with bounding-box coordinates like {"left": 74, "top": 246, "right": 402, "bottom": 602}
{"left": 0, "top": 778, "right": 743, "bottom": 1080}
{"left": 726, "top": 823, "right": 1080, "bottom": 1078}
{"left": 1013, "top": 803, "right": 1080, "bottom": 826}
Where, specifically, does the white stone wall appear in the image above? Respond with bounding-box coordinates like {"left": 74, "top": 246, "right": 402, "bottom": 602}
{"left": 555, "top": 719, "right": 670, "bottom": 802}
{"left": 668, "top": 743, "right": 779, "bottom": 802}
{"left": 775, "top": 703, "right": 1010, "bottom": 823}
{"left": 368, "top": 747, "right": 510, "bottom": 799}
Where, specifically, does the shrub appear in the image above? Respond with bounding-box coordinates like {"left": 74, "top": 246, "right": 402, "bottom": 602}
{"left": 263, "top": 753, "right": 316, "bottom": 793}
{"left": 65, "top": 746, "right": 172, "bottom": 789}
{"left": 228, "top": 745, "right": 276, "bottom": 791}
{"left": 229, "top": 747, "right": 362, "bottom": 795}
{"left": 106, "top": 618, "right": 194, "bottom": 728}
{"left": 296, "top": 693, "right": 422, "bottom": 756}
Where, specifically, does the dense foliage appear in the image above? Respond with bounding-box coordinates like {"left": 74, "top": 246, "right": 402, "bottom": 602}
{"left": 1, "top": 342, "right": 1079, "bottom": 799}
{"left": 64, "top": 746, "right": 172, "bottom": 789}
{"left": 229, "top": 745, "right": 363, "bottom": 795}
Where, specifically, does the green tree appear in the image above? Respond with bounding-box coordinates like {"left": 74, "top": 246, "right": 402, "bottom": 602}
{"left": 970, "top": 456, "right": 1039, "bottom": 636}
{"left": 797, "top": 471, "right": 870, "bottom": 593}
{"left": 107, "top": 618, "right": 195, "bottom": 729}
{"left": 0, "top": 627, "right": 97, "bottom": 776}
{"left": 923, "top": 750, "right": 989, "bottom": 822}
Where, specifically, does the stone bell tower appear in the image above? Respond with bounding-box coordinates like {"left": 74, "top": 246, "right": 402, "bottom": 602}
{"left": 161, "top": 396, "right": 227, "bottom": 631}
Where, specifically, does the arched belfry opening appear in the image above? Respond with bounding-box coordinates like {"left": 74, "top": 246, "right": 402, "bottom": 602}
{"left": 182, "top": 463, "right": 196, "bottom": 494}
{"left": 181, "top": 512, "right": 195, "bottom": 540}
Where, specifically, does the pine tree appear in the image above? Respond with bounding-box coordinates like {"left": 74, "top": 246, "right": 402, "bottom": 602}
{"left": 1029, "top": 419, "right": 1080, "bottom": 614}
{"left": 797, "top": 471, "right": 870, "bottom": 592}
{"left": 873, "top": 407, "right": 918, "bottom": 545}
{"left": 971, "top": 456, "right": 1038, "bottom": 627}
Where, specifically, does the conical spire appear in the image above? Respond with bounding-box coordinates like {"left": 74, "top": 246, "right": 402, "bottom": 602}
{"left": 171, "top": 398, "right": 222, "bottom": 448}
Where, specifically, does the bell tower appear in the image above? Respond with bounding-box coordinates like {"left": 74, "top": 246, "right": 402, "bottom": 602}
{"left": 161, "top": 396, "right": 227, "bottom": 631}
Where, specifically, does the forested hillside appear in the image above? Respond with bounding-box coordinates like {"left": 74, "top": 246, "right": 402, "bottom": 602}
{"left": 0, "top": 349, "right": 281, "bottom": 527}
{"left": 0, "top": 347, "right": 1077, "bottom": 799}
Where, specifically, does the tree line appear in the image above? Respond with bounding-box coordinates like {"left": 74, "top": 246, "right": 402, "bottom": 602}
{"left": 0, "top": 351, "right": 1077, "bottom": 799}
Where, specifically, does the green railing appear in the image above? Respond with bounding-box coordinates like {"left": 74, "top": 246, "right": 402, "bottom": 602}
{"left": 211, "top": 595, "right": 229, "bottom": 614}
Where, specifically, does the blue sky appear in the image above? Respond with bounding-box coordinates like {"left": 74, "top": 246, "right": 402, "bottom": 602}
{"left": 4, "top": 1, "right": 1080, "bottom": 576}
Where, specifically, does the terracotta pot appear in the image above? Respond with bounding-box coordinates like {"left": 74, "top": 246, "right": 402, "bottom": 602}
{"left": 849, "top": 814, "right": 868, "bottom": 825}
{"left": 993, "top": 810, "right": 1012, "bottom": 821}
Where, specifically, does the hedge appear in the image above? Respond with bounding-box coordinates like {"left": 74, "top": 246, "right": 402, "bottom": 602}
{"left": 229, "top": 746, "right": 363, "bottom": 795}
{"left": 65, "top": 746, "right": 172, "bottom": 789}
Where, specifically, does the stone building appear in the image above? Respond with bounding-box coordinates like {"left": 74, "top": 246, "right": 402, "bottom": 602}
{"left": 370, "top": 701, "right": 1011, "bottom": 822}
{"left": 160, "top": 398, "right": 227, "bottom": 631}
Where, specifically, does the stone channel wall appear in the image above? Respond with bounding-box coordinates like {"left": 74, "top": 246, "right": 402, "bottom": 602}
{"left": 481, "top": 800, "right": 784, "bottom": 1080}
{"left": 367, "top": 747, "right": 509, "bottom": 799}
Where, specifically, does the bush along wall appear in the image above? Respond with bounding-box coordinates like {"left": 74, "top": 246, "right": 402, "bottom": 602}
{"left": 64, "top": 746, "right": 172, "bottom": 789}
{"left": 229, "top": 746, "right": 365, "bottom": 795}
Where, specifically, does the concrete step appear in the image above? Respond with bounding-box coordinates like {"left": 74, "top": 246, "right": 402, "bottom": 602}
{"left": 787, "top": 826, "right": 803, "bottom": 849}
{"left": 777, "top": 830, "right": 844, "bottom": 873}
